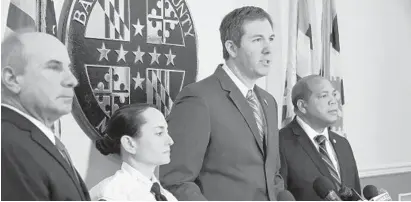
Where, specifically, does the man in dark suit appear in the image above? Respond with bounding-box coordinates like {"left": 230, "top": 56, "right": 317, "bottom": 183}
{"left": 159, "top": 6, "right": 283, "bottom": 201}
{"left": 1, "top": 32, "right": 90, "bottom": 200}
{"left": 279, "top": 75, "right": 361, "bottom": 200}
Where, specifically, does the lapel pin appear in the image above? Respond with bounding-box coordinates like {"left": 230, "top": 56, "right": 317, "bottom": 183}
{"left": 333, "top": 139, "right": 336, "bottom": 144}
{"left": 264, "top": 99, "right": 268, "bottom": 106}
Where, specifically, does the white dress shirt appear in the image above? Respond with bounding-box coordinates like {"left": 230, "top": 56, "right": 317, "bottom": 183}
{"left": 89, "top": 162, "right": 178, "bottom": 201}
{"left": 222, "top": 63, "right": 253, "bottom": 97}
{"left": 2, "top": 103, "right": 56, "bottom": 145}
{"left": 296, "top": 116, "right": 340, "bottom": 177}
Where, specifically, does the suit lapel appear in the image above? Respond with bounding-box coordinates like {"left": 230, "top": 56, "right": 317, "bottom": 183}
{"left": 214, "top": 65, "right": 264, "bottom": 154}
{"left": 77, "top": 170, "right": 91, "bottom": 200}
{"left": 329, "top": 132, "right": 345, "bottom": 184}
{"left": 255, "top": 88, "right": 278, "bottom": 161}
{"left": 30, "top": 125, "right": 86, "bottom": 199}
{"left": 291, "top": 119, "right": 332, "bottom": 178}
{"left": 254, "top": 87, "right": 270, "bottom": 136}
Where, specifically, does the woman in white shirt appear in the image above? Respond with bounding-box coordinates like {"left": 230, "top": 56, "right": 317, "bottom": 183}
{"left": 89, "top": 104, "right": 177, "bottom": 201}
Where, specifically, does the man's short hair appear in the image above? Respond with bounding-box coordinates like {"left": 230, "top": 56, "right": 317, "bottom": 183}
{"left": 1, "top": 33, "right": 27, "bottom": 74}
{"left": 291, "top": 75, "right": 325, "bottom": 110}
{"left": 219, "top": 6, "right": 273, "bottom": 60}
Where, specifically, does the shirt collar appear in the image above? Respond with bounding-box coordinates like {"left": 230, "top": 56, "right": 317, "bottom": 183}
{"left": 296, "top": 116, "right": 329, "bottom": 141}
{"left": 222, "top": 63, "right": 254, "bottom": 97}
{"left": 121, "top": 162, "right": 158, "bottom": 186}
{"left": 2, "top": 103, "right": 56, "bottom": 145}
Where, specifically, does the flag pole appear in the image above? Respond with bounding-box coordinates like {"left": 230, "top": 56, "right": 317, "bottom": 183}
{"left": 282, "top": 0, "right": 299, "bottom": 127}
{"left": 321, "top": 0, "right": 331, "bottom": 78}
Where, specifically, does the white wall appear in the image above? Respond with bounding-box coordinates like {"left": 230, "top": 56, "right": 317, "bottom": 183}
{"left": 335, "top": 0, "right": 411, "bottom": 176}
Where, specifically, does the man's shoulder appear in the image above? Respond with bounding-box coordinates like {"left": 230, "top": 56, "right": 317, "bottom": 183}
{"left": 1, "top": 119, "right": 31, "bottom": 142}
{"left": 1, "top": 113, "right": 48, "bottom": 161}
{"left": 1, "top": 121, "right": 44, "bottom": 169}
{"left": 280, "top": 120, "right": 297, "bottom": 132}
{"left": 329, "top": 131, "right": 351, "bottom": 145}
{"left": 255, "top": 86, "right": 273, "bottom": 97}
{"left": 1, "top": 106, "right": 34, "bottom": 131}
{"left": 279, "top": 127, "right": 294, "bottom": 138}
{"left": 279, "top": 121, "right": 299, "bottom": 139}
{"left": 255, "top": 86, "right": 277, "bottom": 106}
{"left": 179, "top": 74, "right": 222, "bottom": 97}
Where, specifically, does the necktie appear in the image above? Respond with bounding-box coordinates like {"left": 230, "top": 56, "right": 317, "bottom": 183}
{"left": 150, "top": 182, "right": 168, "bottom": 201}
{"left": 314, "top": 135, "right": 341, "bottom": 189}
{"left": 246, "top": 90, "right": 266, "bottom": 144}
{"left": 55, "top": 137, "right": 80, "bottom": 183}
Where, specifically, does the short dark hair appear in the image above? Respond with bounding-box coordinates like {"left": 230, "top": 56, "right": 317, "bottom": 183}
{"left": 95, "top": 103, "right": 156, "bottom": 156}
{"left": 291, "top": 75, "right": 324, "bottom": 111}
{"left": 219, "top": 6, "right": 273, "bottom": 60}
{"left": 1, "top": 32, "right": 27, "bottom": 74}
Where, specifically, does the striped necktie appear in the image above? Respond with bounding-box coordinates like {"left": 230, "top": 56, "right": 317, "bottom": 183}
{"left": 246, "top": 90, "right": 266, "bottom": 144}
{"left": 314, "top": 135, "right": 341, "bottom": 189}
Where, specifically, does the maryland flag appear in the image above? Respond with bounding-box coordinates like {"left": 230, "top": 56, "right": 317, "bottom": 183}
{"left": 282, "top": 0, "right": 315, "bottom": 127}
{"left": 321, "top": 0, "right": 346, "bottom": 136}
{"left": 3, "top": 0, "right": 60, "bottom": 136}
{"left": 3, "top": 0, "right": 57, "bottom": 38}
{"left": 3, "top": 0, "right": 37, "bottom": 38}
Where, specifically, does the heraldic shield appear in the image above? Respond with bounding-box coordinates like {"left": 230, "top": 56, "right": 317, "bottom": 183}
{"left": 59, "top": 0, "right": 198, "bottom": 140}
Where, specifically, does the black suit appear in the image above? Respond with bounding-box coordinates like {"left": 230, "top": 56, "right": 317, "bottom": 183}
{"left": 1, "top": 106, "right": 90, "bottom": 201}
{"left": 279, "top": 118, "right": 361, "bottom": 201}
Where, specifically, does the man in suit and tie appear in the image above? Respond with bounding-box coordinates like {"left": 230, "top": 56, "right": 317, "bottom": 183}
{"left": 160, "top": 6, "right": 284, "bottom": 201}
{"left": 1, "top": 31, "right": 90, "bottom": 200}
{"left": 279, "top": 75, "right": 361, "bottom": 200}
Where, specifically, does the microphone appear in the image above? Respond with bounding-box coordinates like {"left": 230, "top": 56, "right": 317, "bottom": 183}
{"left": 363, "top": 185, "right": 392, "bottom": 201}
{"left": 338, "top": 186, "right": 365, "bottom": 201}
{"left": 363, "top": 185, "right": 379, "bottom": 200}
{"left": 313, "top": 176, "right": 342, "bottom": 201}
{"left": 277, "top": 190, "right": 296, "bottom": 201}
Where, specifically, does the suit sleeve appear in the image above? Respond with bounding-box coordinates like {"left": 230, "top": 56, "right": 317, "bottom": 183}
{"left": 272, "top": 99, "right": 285, "bottom": 195}
{"left": 354, "top": 164, "right": 361, "bottom": 195}
{"left": 159, "top": 88, "right": 210, "bottom": 201}
{"left": 1, "top": 128, "right": 49, "bottom": 200}
{"left": 279, "top": 130, "right": 288, "bottom": 190}
{"left": 275, "top": 151, "right": 286, "bottom": 194}
{"left": 347, "top": 141, "right": 361, "bottom": 194}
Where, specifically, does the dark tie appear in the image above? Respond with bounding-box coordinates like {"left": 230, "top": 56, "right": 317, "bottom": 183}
{"left": 150, "top": 182, "right": 168, "bottom": 201}
{"left": 246, "top": 90, "right": 266, "bottom": 144}
{"left": 314, "top": 135, "right": 341, "bottom": 189}
{"left": 55, "top": 137, "right": 80, "bottom": 183}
